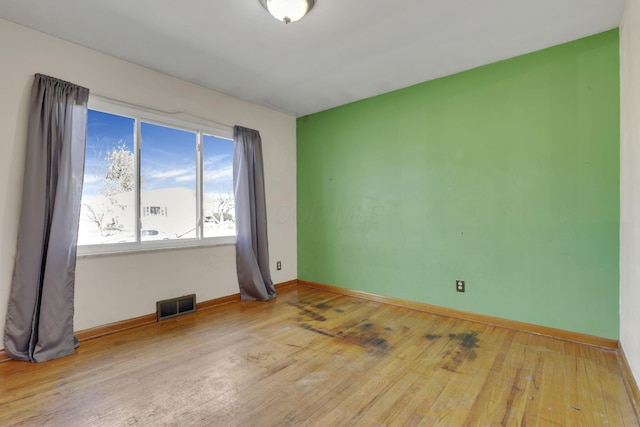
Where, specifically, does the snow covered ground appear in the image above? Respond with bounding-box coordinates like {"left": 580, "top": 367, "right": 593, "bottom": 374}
{"left": 78, "top": 187, "right": 235, "bottom": 245}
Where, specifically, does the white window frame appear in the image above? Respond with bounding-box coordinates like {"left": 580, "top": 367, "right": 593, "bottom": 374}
{"left": 77, "top": 97, "right": 236, "bottom": 256}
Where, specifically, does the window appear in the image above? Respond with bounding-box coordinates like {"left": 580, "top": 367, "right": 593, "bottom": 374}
{"left": 202, "top": 135, "right": 235, "bottom": 238}
{"left": 78, "top": 100, "right": 235, "bottom": 253}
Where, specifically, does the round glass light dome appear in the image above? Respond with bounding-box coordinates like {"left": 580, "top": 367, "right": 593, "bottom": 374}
{"left": 260, "top": 0, "right": 314, "bottom": 24}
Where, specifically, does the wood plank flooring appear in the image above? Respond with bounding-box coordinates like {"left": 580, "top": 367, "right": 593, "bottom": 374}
{"left": 0, "top": 286, "right": 637, "bottom": 426}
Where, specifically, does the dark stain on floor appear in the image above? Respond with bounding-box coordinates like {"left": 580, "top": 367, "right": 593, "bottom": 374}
{"left": 367, "top": 337, "right": 388, "bottom": 349}
{"left": 286, "top": 302, "right": 327, "bottom": 322}
{"left": 296, "top": 316, "right": 391, "bottom": 352}
{"left": 449, "top": 333, "right": 480, "bottom": 353}
{"left": 339, "top": 319, "right": 391, "bottom": 352}
{"left": 299, "top": 323, "right": 334, "bottom": 337}
{"left": 425, "top": 332, "right": 479, "bottom": 349}
{"left": 312, "top": 302, "right": 332, "bottom": 310}
{"left": 424, "top": 331, "right": 480, "bottom": 371}
{"left": 337, "top": 330, "right": 389, "bottom": 351}
{"left": 291, "top": 299, "right": 394, "bottom": 352}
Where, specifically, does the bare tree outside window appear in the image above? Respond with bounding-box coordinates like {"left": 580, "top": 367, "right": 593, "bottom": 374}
{"left": 82, "top": 142, "right": 135, "bottom": 237}
{"left": 78, "top": 110, "right": 136, "bottom": 245}
{"left": 104, "top": 142, "right": 135, "bottom": 196}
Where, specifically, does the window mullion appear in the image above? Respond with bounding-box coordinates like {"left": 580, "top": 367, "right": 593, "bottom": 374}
{"left": 135, "top": 118, "right": 142, "bottom": 243}
{"left": 196, "top": 131, "right": 203, "bottom": 240}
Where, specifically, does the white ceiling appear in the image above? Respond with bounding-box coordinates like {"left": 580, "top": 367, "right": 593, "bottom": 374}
{"left": 0, "top": 0, "right": 627, "bottom": 117}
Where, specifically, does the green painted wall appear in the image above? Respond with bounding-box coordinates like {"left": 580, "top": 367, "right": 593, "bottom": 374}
{"left": 296, "top": 30, "right": 620, "bottom": 339}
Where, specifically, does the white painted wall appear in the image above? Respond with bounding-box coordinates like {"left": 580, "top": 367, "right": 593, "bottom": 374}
{"left": 620, "top": 0, "right": 640, "bottom": 386}
{"left": 0, "top": 18, "right": 297, "bottom": 334}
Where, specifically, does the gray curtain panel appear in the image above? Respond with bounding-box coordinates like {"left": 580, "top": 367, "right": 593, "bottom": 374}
{"left": 233, "top": 126, "right": 276, "bottom": 301}
{"left": 3, "top": 74, "right": 89, "bottom": 362}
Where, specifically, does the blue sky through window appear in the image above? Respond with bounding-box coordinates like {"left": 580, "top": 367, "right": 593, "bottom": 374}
{"left": 203, "top": 135, "right": 234, "bottom": 195}
{"left": 83, "top": 109, "right": 234, "bottom": 197}
{"left": 141, "top": 122, "right": 196, "bottom": 192}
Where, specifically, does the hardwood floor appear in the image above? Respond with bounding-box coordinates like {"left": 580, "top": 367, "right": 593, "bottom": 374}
{"left": 0, "top": 285, "right": 637, "bottom": 426}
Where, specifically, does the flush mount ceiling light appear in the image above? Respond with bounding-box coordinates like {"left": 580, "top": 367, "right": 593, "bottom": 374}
{"left": 259, "top": 0, "right": 315, "bottom": 24}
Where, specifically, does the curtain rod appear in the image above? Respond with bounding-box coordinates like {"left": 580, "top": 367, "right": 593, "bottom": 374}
{"left": 90, "top": 92, "right": 234, "bottom": 130}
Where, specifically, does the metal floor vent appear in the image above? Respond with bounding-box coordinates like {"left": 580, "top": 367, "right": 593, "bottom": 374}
{"left": 157, "top": 294, "right": 196, "bottom": 321}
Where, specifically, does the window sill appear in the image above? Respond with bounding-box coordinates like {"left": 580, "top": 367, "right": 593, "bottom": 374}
{"left": 76, "top": 236, "right": 236, "bottom": 258}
